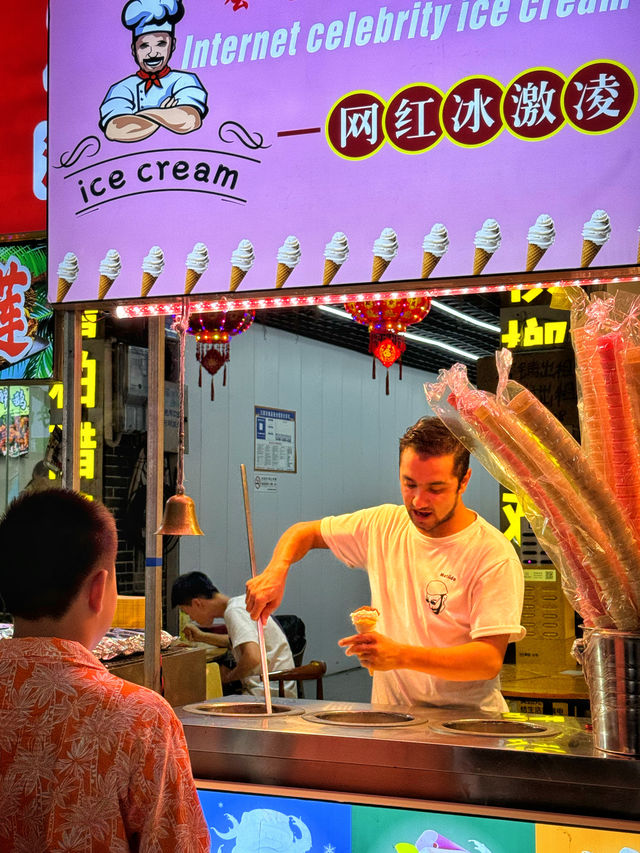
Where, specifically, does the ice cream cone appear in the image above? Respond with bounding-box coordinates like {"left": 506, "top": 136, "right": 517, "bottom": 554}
{"left": 526, "top": 243, "right": 546, "bottom": 272}
{"left": 323, "top": 258, "right": 341, "bottom": 286}
{"left": 637, "top": 237, "right": 640, "bottom": 265}
{"left": 185, "top": 269, "right": 202, "bottom": 294}
{"left": 473, "top": 247, "right": 493, "bottom": 275}
{"left": 372, "top": 255, "right": 390, "bottom": 282}
{"left": 98, "top": 274, "right": 114, "bottom": 300}
{"left": 57, "top": 277, "right": 72, "bottom": 302}
{"left": 275, "top": 262, "right": 293, "bottom": 289}
{"left": 230, "top": 266, "right": 247, "bottom": 291}
{"left": 421, "top": 251, "right": 440, "bottom": 279}
{"left": 581, "top": 239, "right": 602, "bottom": 268}
{"left": 141, "top": 271, "right": 157, "bottom": 297}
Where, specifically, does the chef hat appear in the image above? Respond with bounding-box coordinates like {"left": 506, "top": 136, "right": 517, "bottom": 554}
{"left": 122, "top": 0, "right": 185, "bottom": 38}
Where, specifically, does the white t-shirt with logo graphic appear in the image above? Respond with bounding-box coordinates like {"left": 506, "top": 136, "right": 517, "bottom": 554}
{"left": 224, "top": 596, "right": 296, "bottom": 698}
{"left": 321, "top": 504, "right": 525, "bottom": 713}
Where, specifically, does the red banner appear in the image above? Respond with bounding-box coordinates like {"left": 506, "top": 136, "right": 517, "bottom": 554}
{"left": 1, "top": 2, "right": 48, "bottom": 236}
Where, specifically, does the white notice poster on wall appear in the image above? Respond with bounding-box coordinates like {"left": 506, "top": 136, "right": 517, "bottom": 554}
{"left": 254, "top": 406, "right": 296, "bottom": 474}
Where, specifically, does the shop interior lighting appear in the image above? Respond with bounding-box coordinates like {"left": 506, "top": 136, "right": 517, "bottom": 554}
{"left": 430, "top": 299, "right": 500, "bottom": 333}
{"left": 318, "top": 304, "right": 480, "bottom": 362}
{"left": 113, "top": 273, "right": 640, "bottom": 320}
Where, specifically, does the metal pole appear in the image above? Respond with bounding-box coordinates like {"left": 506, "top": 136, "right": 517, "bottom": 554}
{"left": 144, "top": 316, "right": 165, "bottom": 693}
{"left": 61, "top": 309, "right": 81, "bottom": 491}
{"left": 240, "top": 463, "right": 272, "bottom": 714}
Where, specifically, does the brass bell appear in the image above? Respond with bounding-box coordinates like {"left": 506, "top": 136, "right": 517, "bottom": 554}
{"left": 156, "top": 492, "right": 204, "bottom": 536}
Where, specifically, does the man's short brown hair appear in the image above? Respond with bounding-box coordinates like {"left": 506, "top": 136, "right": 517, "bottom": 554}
{"left": 399, "top": 416, "right": 470, "bottom": 483}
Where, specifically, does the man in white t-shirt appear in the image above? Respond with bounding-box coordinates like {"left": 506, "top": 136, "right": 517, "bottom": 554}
{"left": 246, "top": 417, "right": 525, "bottom": 713}
{"left": 171, "top": 571, "right": 295, "bottom": 698}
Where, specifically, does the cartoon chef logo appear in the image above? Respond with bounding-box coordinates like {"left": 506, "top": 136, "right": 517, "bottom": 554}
{"left": 425, "top": 580, "right": 448, "bottom": 615}
{"left": 99, "top": 0, "right": 208, "bottom": 143}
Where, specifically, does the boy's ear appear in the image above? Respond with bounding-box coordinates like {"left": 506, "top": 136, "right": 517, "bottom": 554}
{"left": 87, "top": 569, "right": 108, "bottom": 614}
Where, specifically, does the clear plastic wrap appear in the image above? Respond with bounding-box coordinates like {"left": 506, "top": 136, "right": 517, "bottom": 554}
{"left": 425, "top": 340, "right": 640, "bottom": 631}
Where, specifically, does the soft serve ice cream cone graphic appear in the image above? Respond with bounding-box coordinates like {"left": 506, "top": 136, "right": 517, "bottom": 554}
{"left": 57, "top": 252, "right": 79, "bottom": 302}
{"left": 421, "top": 223, "right": 449, "bottom": 278}
{"left": 275, "top": 235, "right": 301, "bottom": 288}
{"left": 184, "top": 243, "right": 209, "bottom": 294}
{"left": 98, "top": 249, "right": 121, "bottom": 299}
{"left": 473, "top": 218, "right": 501, "bottom": 274}
{"left": 141, "top": 246, "right": 165, "bottom": 297}
{"left": 526, "top": 214, "right": 555, "bottom": 272}
{"left": 229, "top": 239, "right": 255, "bottom": 291}
{"left": 372, "top": 228, "right": 398, "bottom": 281}
{"left": 581, "top": 209, "right": 611, "bottom": 267}
{"left": 323, "top": 232, "right": 349, "bottom": 285}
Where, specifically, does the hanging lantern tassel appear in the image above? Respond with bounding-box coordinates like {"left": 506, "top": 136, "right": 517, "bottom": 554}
{"left": 189, "top": 311, "right": 254, "bottom": 402}
{"left": 344, "top": 297, "right": 432, "bottom": 394}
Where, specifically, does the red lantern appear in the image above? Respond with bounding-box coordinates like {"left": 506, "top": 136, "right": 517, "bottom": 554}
{"left": 344, "top": 297, "right": 431, "bottom": 394}
{"left": 187, "top": 309, "right": 255, "bottom": 400}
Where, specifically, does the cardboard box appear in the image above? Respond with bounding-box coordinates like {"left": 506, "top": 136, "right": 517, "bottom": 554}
{"left": 112, "top": 595, "right": 145, "bottom": 629}
{"left": 517, "top": 566, "right": 577, "bottom": 674}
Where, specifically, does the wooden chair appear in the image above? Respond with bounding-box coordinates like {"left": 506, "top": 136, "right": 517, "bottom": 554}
{"left": 268, "top": 660, "right": 327, "bottom": 699}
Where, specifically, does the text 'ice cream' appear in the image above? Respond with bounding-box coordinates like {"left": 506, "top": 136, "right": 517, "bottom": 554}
{"left": 421, "top": 223, "right": 449, "bottom": 278}
{"left": 230, "top": 239, "right": 255, "bottom": 291}
{"left": 323, "top": 231, "right": 349, "bottom": 286}
{"left": 372, "top": 227, "right": 398, "bottom": 282}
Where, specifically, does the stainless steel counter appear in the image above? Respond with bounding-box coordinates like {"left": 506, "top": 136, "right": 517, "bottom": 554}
{"left": 178, "top": 696, "right": 640, "bottom": 828}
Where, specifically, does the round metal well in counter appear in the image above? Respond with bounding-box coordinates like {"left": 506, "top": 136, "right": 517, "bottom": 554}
{"left": 302, "top": 710, "right": 426, "bottom": 727}
{"left": 183, "top": 701, "right": 304, "bottom": 717}
{"left": 430, "top": 718, "right": 560, "bottom": 737}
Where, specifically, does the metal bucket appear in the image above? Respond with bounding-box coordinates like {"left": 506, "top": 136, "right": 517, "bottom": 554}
{"left": 581, "top": 629, "right": 640, "bottom": 756}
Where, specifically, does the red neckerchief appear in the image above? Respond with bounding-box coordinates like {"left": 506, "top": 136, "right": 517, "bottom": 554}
{"left": 137, "top": 66, "right": 171, "bottom": 93}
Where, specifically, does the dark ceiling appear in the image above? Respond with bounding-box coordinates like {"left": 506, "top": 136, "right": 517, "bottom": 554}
{"left": 254, "top": 293, "right": 502, "bottom": 384}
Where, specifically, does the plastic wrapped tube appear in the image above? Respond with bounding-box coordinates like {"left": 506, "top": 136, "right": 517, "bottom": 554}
{"left": 426, "top": 370, "right": 613, "bottom": 627}
{"left": 505, "top": 382, "right": 640, "bottom": 622}
{"left": 426, "top": 363, "right": 640, "bottom": 630}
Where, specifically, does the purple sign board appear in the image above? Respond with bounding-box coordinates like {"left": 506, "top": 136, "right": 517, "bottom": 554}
{"left": 48, "top": 0, "right": 640, "bottom": 305}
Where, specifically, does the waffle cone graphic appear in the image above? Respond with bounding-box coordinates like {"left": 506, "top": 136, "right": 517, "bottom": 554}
{"left": 323, "top": 258, "right": 341, "bottom": 286}
{"left": 581, "top": 239, "right": 602, "bottom": 268}
{"left": 637, "top": 236, "right": 640, "bottom": 265}
{"left": 372, "top": 255, "right": 390, "bottom": 282}
{"left": 230, "top": 266, "right": 247, "bottom": 292}
{"left": 473, "top": 247, "right": 493, "bottom": 275}
{"left": 275, "top": 262, "right": 293, "bottom": 289}
{"left": 185, "top": 269, "right": 202, "bottom": 294}
{"left": 98, "top": 274, "right": 114, "bottom": 300}
{"left": 525, "top": 243, "right": 546, "bottom": 272}
{"left": 57, "top": 278, "right": 73, "bottom": 302}
{"left": 421, "top": 252, "right": 440, "bottom": 279}
{"left": 141, "top": 271, "right": 157, "bottom": 297}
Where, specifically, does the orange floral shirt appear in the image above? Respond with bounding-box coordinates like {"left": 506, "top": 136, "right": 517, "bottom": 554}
{"left": 0, "top": 637, "right": 211, "bottom": 853}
